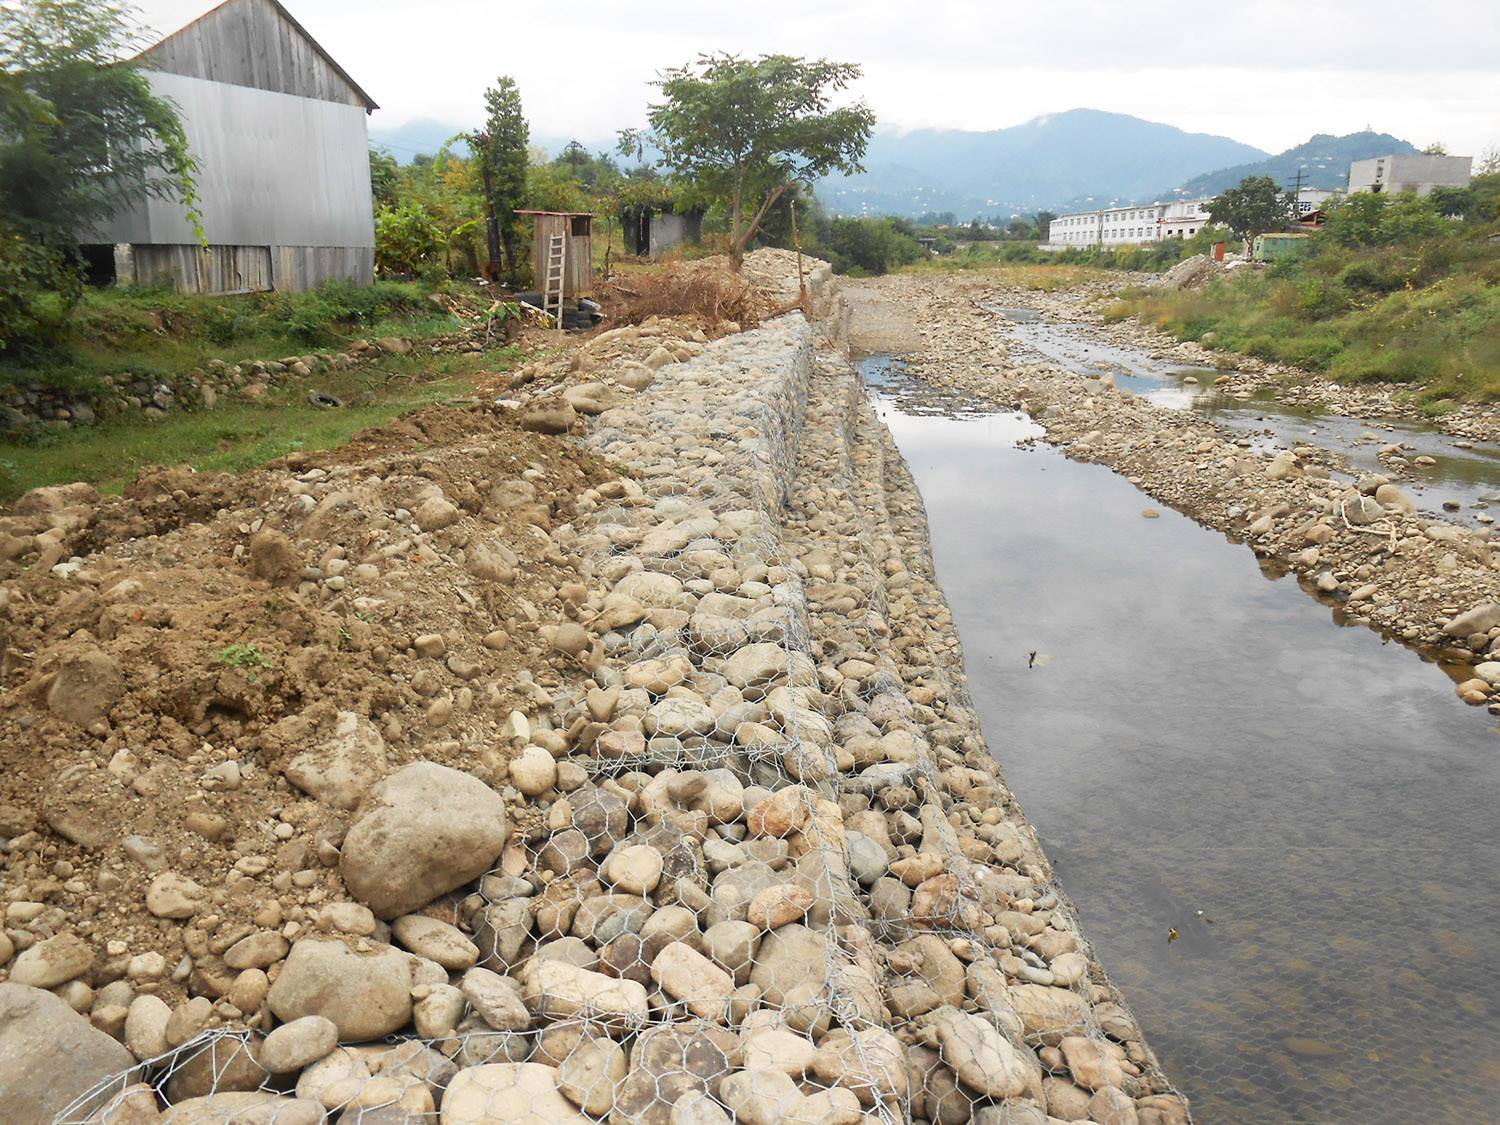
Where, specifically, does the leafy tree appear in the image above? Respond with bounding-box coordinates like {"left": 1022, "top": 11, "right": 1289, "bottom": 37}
{"left": 1207, "top": 176, "right": 1292, "bottom": 242}
{"left": 0, "top": 0, "right": 199, "bottom": 351}
{"left": 550, "top": 145, "right": 620, "bottom": 191}
{"left": 526, "top": 157, "right": 590, "bottom": 214}
{"left": 1322, "top": 191, "right": 1448, "bottom": 248}
{"left": 825, "top": 216, "right": 921, "bottom": 275}
{"left": 472, "top": 77, "right": 528, "bottom": 281}
{"left": 369, "top": 147, "right": 401, "bottom": 209}
{"left": 1422, "top": 142, "right": 1449, "bottom": 156}
{"left": 622, "top": 54, "right": 873, "bottom": 271}
{"left": 1468, "top": 170, "right": 1500, "bottom": 223}
{"left": 1428, "top": 185, "right": 1473, "bottom": 219}
{"left": 1035, "top": 210, "right": 1058, "bottom": 233}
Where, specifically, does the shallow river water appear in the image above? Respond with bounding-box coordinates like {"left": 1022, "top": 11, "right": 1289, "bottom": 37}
{"left": 860, "top": 355, "right": 1500, "bottom": 1124}
{"left": 996, "top": 308, "right": 1500, "bottom": 525}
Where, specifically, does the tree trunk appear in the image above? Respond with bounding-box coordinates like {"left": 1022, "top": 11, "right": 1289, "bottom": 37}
{"left": 729, "top": 187, "right": 744, "bottom": 273}
{"left": 479, "top": 164, "right": 502, "bottom": 282}
{"left": 733, "top": 184, "right": 787, "bottom": 273}
{"left": 500, "top": 228, "right": 521, "bottom": 286}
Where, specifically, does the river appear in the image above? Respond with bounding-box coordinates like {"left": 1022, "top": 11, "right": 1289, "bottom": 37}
{"left": 860, "top": 352, "right": 1500, "bottom": 1124}
{"left": 995, "top": 307, "right": 1500, "bottom": 525}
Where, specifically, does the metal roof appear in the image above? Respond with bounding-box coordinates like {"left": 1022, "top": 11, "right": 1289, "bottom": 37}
{"left": 139, "top": 0, "right": 379, "bottom": 111}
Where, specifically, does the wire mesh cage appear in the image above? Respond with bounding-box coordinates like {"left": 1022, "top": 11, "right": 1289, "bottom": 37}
{"left": 53, "top": 301, "right": 1189, "bottom": 1125}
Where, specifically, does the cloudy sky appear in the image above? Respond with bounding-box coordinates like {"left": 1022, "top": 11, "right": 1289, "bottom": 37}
{"left": 133, "top": 0, "right": 1500, "bottom": 157}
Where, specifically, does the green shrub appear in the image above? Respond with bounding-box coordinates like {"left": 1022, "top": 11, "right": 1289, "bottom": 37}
{"left": 826, "top": 217, "right": 922, "bottom": 275}
{"left": 375, "top": 202, "right": 444, "bottom": 276}
{"left": 1336, "top": 259, "right": 1404, "bottom": 293}
{"left": 0, "top": 224, "right": 77, "bottom": 357}
{"left": 1284, "top": 334, "right": 1343, "bottom": 369}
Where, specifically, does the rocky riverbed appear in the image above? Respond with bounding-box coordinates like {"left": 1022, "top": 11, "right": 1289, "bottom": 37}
{"left": 1004, "top": 272, "right": 1500, "bottom": 444}
{"left": 847, "top": 275, "right": 1500, "bottom": 708}
{"left": 0, "top": 255, "right": 1187, "bottom": 1124}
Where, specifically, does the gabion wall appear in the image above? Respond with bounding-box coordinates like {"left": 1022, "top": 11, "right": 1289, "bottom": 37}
{"left": 59, "top": 291, "right": 1189, "bottom": 1123}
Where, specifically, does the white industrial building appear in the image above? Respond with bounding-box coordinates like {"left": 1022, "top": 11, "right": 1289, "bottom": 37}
{"left": 1048, "top": 204, "right": 1166, "bottom": 248}
{"left": 1048, "top": 188, "right": 1337, "bottom": 248}
{"left": 1044, "top": 150, "right": 1469, "bottom": 252}
{"left": 86, "top": 0, "right": 378, "bottom": 294}
{"left": 1347, "top": 154, "right": 1472, "bottom": 197}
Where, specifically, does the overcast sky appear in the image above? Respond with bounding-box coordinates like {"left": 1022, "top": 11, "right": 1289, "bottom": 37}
{"left": 133, "top": 0, "right": 1500, "bottom": 158}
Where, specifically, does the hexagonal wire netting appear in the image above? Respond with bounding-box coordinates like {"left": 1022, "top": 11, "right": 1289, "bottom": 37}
{"left": 57, "top": 312, "right": 1189, "bottom": 1124}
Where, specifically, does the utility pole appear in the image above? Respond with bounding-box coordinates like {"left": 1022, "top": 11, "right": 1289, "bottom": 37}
{"left": 1287, "top": 168, "right": 1307, "bottom": 221}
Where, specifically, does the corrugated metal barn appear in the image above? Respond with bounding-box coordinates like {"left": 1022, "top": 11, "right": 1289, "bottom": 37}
{"left": 86, "top": 0, "right": 378, "bottom": 294}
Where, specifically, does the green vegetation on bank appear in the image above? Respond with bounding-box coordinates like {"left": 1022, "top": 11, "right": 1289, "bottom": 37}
{"left": 900, "top": 236, "right": 1220, "bottom": 275}
{"left": 0, "top": 346, "right": 515, "bottom": 501}
{"left": 0, "top": 279, "right": 465, "bottom": 395}
{"left": 1108, "top": 176, "right": 1500, "bottom": 403}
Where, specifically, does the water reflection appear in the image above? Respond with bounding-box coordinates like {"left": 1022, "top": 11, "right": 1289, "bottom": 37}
{"left": 993, "top": 307, "right": 1500, "bottom": 523}
{"left": 862, "top": 356, "right": 1500, "bottom": 1124}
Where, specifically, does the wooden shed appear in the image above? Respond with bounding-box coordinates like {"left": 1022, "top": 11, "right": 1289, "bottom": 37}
{"left": 517, "top": 211, "right": 594, "bottom": 298}
{"left": 84, "top": 0, "right": 378, "bottom": 294}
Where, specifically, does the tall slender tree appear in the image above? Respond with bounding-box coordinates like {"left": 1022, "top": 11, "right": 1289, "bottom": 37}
{"left": 472, "top": 77, "right": 528, "bottom": 282}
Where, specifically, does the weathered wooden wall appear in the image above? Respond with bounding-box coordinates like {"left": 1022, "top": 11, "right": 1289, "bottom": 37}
{"left": 528, "top": 215, "right": 594, "bottom": 297}
{"left": 118, "top": 244, "right": 373, "bottom": 294}
{"left": 124, "top": 244, "right": 270, "bottom": 293}
{"left": 271, "top": 245, "right": 375, "bottom": 291}
{"left": 141, "top": 0, "right": 372, "bottom": 108}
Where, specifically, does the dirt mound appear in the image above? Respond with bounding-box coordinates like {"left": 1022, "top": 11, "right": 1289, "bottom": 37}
{"left": 1159, "top": 253, "right": 1220, "bottom": 290}
{"left": 0, "top": 402, "right": 614, "bottom": 1008}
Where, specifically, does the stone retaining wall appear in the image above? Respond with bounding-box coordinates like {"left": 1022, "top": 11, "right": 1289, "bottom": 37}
{"left": 53, "top": 272, "right": 1189, "bottom": 1123}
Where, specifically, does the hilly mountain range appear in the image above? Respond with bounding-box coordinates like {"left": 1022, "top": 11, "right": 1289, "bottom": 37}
{"left": 1159, "top": 131, "right": 1420, "bottom": 201}
{"left": 371, "top": 110, "right": 1418, "bottom": 221}
{"left": 817, "top": 109, "right": 1267, "bottom": 218}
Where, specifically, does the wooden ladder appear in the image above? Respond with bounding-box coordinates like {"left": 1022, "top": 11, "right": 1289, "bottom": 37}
{"left": 542, "top": 232, "right": 566, "bottom": 329}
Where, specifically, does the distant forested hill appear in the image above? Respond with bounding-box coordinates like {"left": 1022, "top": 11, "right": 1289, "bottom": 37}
{"left": 1162, "top": 132, "right": 1419, "bottom": 199}
{"left": 817, "top": 109, "right": 1266, "bottom": 218}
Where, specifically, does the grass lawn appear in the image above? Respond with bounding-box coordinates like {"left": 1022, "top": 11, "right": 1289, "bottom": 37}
{"left": 0, "top": 347, "right": 520, "bottom": 501}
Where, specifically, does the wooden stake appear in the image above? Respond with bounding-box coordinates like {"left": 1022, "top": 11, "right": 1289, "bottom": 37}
{"left": 791, "top": 197, "right": 807, "bottom": 312}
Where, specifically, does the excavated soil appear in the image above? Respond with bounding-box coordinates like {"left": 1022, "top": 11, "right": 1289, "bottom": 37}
{"left": 0, "top": 399, "right": 616, "bottom": 1006}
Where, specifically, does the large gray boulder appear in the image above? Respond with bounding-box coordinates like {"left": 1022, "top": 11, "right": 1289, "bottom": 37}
{"left": 265, "top": 938, "right": 413, "bottom": 1041}
{"left": 339, "top": 761, "right": 508, "bottom": 918}
{"left": 0, "top": 983, "right": 135, "bottom": 1121}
